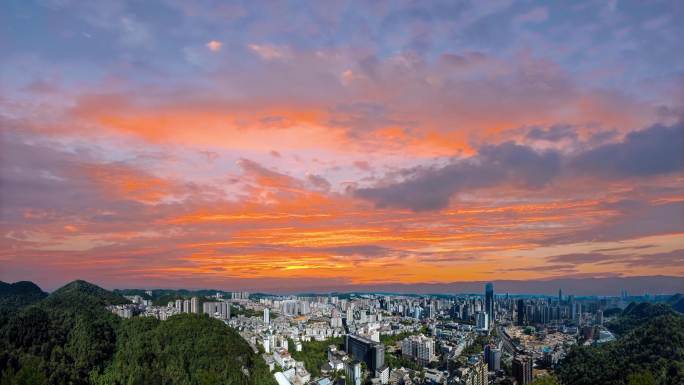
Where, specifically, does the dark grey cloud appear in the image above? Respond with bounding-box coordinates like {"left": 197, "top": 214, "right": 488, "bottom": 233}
{"left": 306, "top": 174, "right": 331, "bottom": 191}
{"left": 591, "top": 244, "right": 656, "bottom": 253}
{"left": 355, "top": 141, "right": 561, "bottom": 211}
{"left": 546, "top": 249, "right": 684, "bottom": 269}
{"left": 570, "top": 123, "right": 684, "bottom": 178}
{"left": 547, "top": 200, "right": 684, "bottom": 244}
{"left": 501, "top": 264, "right": 578, "bottom": 274}
{"left": 355, "top": 123, "right": 684, "bottom": 211}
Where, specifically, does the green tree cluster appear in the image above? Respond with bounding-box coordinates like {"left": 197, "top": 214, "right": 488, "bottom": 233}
{"left": 0, "top": 280, "right": 275, "bottom": 385}
{"left": 530, "top": 375, "right": 560, "bottom": 385}
{"left": 557, "top": 304, "right": 684, "bottom": 385}
{"left": 288, "top": 337, "right": 343, "bottom": 378}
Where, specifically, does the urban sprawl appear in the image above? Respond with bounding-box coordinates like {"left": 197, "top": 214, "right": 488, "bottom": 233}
{"left": 108, "top": 284, "right": 625, "bottom": 385}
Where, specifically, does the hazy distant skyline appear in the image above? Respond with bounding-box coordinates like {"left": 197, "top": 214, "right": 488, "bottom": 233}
{"left": 1, "top": 1, "right": 683, "bottom": 292}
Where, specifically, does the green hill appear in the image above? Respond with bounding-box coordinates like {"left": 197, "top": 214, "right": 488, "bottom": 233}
{"left": 94, "top": 314, "right": 275, "bottom": 385}
{"left": 606, "top": 302, "right": 676, "bottom": 336}
{"left": 45, "top": 280, "right": 130, "bottom": 307}
{"left": 0, "top": 280, "right": 124, "bottom": 384}
{"left": 0, "top": 281, "right": 47, "bottom": 311}
{"left": 558, "top": 303, "right": 684, "bottom": 385}
{"left": 0, "top": 280, "right": 275, "bottom": 385}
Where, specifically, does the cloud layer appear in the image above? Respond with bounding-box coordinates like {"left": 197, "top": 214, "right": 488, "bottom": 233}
{"left": 1, "top": 0, "right": 683, "bottom": 292}
{"left": 356, "top": 123, "right": 684, "bottom": 211}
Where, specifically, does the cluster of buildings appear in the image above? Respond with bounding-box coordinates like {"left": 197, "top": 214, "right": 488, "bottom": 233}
{"left": 107, "top": 294, "right": 233, "bottom": 321}
{"left": 105, "top": 283, "right": 628, "bottom": 385}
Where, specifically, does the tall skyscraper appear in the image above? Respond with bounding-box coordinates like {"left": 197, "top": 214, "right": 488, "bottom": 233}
{"left": 516, "top": 299, "right": 526, "bottom": 326}
{"left": 513, "top": 355, "right": 533, "bottom": 384}
{"left": 264, "top": 308, "right": 270, "bottom": 324}
{"left": 191, "top": 297, "right": 199, "bottom": 313}
{"left": 485, "top": 282, "right": 494, "bottom": 326}
{"left": 558, "top": 289, "right": 563, "bottom": 303}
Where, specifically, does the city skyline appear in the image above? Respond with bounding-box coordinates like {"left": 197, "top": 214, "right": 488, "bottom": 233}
{"left": 2, "top": 1, "right": 684, "bottom": 293}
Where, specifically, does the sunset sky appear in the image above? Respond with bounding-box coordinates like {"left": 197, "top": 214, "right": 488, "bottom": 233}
{"left": 1, "top": 0, "right": 683, "bottom": 293}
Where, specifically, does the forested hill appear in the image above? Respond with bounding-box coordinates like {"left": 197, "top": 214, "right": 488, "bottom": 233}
{"left": 0, "top": 281, "right": 47, "bottom": 311}
{"left": 47, "top": 280, "right": 131, "bottom": 307}
{"left": 0, "top": 280, "right": 275, "bottom": 385}
{"left": 557, "top": 302, "right": 684, "bottom": 385}
{"left": 668, "top": 293, "right": 684, "bottom": 314}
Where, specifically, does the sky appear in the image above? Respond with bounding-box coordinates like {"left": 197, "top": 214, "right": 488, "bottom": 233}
{"left": 1, "top": 0, "right": 683, "bottom": 293}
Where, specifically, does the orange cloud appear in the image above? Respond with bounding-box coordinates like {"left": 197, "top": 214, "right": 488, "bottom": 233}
{"left": 206, "top": 40, "right": 222, "bottom": 52}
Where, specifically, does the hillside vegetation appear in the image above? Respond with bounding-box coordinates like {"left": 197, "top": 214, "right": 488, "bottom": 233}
{"left": 557, "top": 303, "right": 684, "bottom": 385}
{"left": 0, "top": 280, "right": 275, "bottom": 385}
{"left": 0, "top": 281, "right": 47, "bottom": 312}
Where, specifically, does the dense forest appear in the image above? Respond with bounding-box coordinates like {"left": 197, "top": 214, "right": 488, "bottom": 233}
{"left": 0, "top": 281, "right": 47, "bottom": 313}
{"left": 0, "top": 280, "right": 275, "bottom": 385}
{"left": 557, "top": 302, "right": 684, "bottom": 385}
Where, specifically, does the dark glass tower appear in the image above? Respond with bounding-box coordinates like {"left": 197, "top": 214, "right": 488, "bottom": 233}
{"left": 485, "top": 282, "right": 494, "bottom": 325}
{"left": 517, "top": 299, "right": 526, "bottom": 326}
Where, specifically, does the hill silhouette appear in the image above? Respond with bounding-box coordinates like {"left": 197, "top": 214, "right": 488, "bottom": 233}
{"left": 0, "top": 281, "right": 47, "bottom": 311}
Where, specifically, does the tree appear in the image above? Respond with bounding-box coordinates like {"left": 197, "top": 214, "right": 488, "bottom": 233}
{"left": 531, "top": 375, "right": 560, "bottom": 385}
{"left": 627, "top": 372, "right": 655, "bottom": 385}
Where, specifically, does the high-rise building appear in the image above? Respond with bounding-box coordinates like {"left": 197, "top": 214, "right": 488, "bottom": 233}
{"left": 569, "top": 295, "right": 576, "bottom": 320}
{"left": 231, "top": 291, "right": 250, "bottom": 300}
{"left": 264, "top": 308, "right": 270, "bottom": 324}
{"left": 202, "top": 301, "right": 230, "bottom": 320}
{"left": 516, "top": 299, "right": 526, "bottom": 326}
{"left": 413, "top": 306, "right": 422, "bottom": 319}
{"left": 476, "top": 311, "right": 489, "bottom": 331}
{"left": 345, "top": 360, "right": 362, "bottom": 385}
{"left": 282, "top": 300, "right": 298, "bottom": 316}
{"left": 485, "top": 282, "right": 494, "bottom": 326}
{"left": 183, "top": 299, "right": 190, "bottom": 313}
{"left": 513, "top": 355, "right": 533, "bottom": 384}
{"left": 400, "top": 334, "right": 435, "bottom": 366}
{"left": 484, "top": 344, "right": 502, "bottom": 371}
{"left": 345, "top": 334, "right": 385, "bottom": 373}
{"left": 458, "top": 356, "right": 487, "bottom": 385}
{"left": 191, "top": 297, "right": 199, "bottom": 314}
{"left": 558, "top": 288, "right": 563, "bottom": 304}
{"left": 175, "top": 299, "right": 183, "bottom": 311}
{"left": 220, "top": 301, "right": 230, "bottom": 319}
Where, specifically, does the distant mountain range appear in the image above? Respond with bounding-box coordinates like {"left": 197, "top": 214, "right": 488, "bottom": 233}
{"left": 327, "top": 275, "right": 684, "bottom": 296}
{"left": 37, "top": 275, "right": 679, "bottom": 297}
